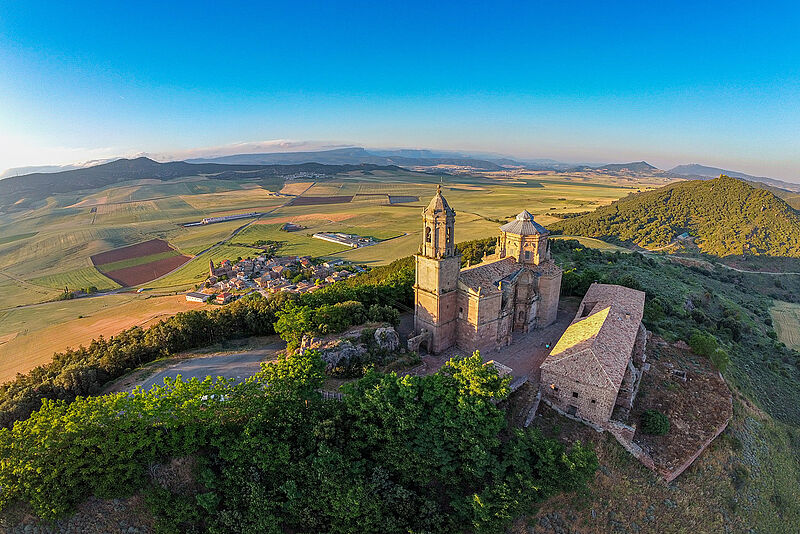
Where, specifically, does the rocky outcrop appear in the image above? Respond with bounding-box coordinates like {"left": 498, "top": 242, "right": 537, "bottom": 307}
{"left": 299, "top": 325, "right": 401, "bottom": 373}
{"left": 373, "top": 327, "right": 400, "bottom": 352}
{"left": 299, "top": 334, "right": 368, "bottom": 372}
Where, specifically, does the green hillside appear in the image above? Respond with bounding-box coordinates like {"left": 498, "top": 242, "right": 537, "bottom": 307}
{"left": 550, "top": 175, "right": 800, "bottom": 257}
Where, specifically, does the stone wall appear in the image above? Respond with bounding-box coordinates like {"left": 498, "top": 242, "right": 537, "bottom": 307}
{"left": 536, "top": 269, "right": 562, "bottom": 327}
{"left": 540, "top": 356, "right": 619, "bottom": 427}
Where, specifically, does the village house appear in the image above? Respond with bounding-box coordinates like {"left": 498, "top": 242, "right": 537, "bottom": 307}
{"left": 216, "top": 292, "right": 233, "bottom": 305}
{"left": 539, "top": 283, "right": 647, "bottom": 428}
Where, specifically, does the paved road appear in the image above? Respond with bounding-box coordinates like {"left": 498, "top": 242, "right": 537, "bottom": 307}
{"left": 134, "top": 341, "right": 284, "bottom": 391}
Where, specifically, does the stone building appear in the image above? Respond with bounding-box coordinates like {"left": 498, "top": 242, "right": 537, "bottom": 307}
{"left": 539, "top": 283, "right": 647, "bottom": 428}
{"left": 413, "top": 186, "right": 562, "bottom": 354}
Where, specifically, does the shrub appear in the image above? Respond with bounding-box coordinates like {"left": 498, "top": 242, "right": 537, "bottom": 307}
{"left": 640, "top": 409, "right": 670, "bottom": 435}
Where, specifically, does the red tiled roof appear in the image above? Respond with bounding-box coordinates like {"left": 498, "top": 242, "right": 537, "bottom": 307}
{"left": 458, "top": 257, "right": 520, "bottom": 292}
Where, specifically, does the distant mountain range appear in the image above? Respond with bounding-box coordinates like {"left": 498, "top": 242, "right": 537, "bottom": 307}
{"left": 551, "top": 175, "right": 800, "bottom": 257}
{"left": 669, "top": 164, "right": 800, "bottom": 193}
{"left": 566, "top": 161, "right": 664, "bottom": 174}
{"left": 188, "top": 147, "right": 508, "bottom": 170}
{"left": 0, "top": 157, "right": 401, "bottom": 209}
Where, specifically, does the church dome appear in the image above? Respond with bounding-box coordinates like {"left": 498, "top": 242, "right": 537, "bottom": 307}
{"left": 424, "top": 184, "right": 455, "bottom": 215}
{"left": 499, "top": 210, "right": 548, "bottom": 235}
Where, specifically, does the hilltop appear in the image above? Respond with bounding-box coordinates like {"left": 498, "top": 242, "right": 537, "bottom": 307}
{"left": 670, "top": 163, "right": 800, "bottom": 192}
{"left": 550, "top": 175, "right": 800, "bottom": 257}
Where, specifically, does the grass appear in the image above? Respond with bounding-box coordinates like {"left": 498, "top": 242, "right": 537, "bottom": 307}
{"left": 95, "top": 250, "right": 183, "bottom": 273}
{"left": 551, "top": 235, "right": 632, "bottom": 253}
{"left": 234, "top": 224, "right": 351, "bottom": 256}
{"left": 30, "top": 267, "right": 120, "bottom": 291}
{"left": 771, "top": 301, "right": 800, "bottom": 350}
{"left": 0, "top": 232, "right": 37, "bottom": 246}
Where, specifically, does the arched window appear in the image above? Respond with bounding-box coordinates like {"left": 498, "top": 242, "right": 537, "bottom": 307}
{"left": 518, "top": 310, "right": 525, "bottom": 321}
{"left": 425, "top": 226, "right": 432, "bottom": 243}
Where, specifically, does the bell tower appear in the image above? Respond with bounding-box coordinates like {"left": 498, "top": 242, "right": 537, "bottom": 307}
{"left": 414, "top": 185, "right": 461, "bottom": 353}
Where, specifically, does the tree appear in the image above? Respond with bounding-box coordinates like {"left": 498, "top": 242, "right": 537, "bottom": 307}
{"left": 640, "top": 409, "right": 670, "bottom": 435}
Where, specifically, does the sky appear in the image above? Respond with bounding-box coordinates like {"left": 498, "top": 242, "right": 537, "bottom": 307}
{"left": 1, "top": 1, "right": 799, "bottom": 180}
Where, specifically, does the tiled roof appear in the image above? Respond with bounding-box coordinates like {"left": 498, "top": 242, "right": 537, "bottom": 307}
{"left": 424, "top": 185, "right": 455, "bottom": 215}
{"left": 499, "top": 210, "right": 548, "bottom": 236}
{"left": 459, "top": 257, "right": 521, "bottom": 292}
{"left": 541, "top": 283, "right": 645, "bottom": 390}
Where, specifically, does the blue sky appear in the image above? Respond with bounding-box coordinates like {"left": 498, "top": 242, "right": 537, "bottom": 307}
{"left": 1, "top": 1, "right": 799, "bottom": 180}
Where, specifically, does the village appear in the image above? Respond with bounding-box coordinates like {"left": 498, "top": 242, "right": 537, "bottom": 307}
{"left": 185, "top": 254, "right": 364, "bottom": 305}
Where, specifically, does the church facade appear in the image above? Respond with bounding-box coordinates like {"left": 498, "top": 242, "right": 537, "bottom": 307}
{"left": 413, "top": 186, "right": 562, "bottom": 354}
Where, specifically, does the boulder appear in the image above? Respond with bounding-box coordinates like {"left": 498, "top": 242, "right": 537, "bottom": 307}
{"left": 373, "top": 327, "right": 400, "bottom": 352}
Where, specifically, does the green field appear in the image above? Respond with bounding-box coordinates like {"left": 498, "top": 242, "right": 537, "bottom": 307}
{"left": 771, "top": 301, "right": 800, "bottom": 350}
{"left": 234, "top": 224, "right": 350, "bottom": 257}
{"left": 30, "top": 267, "right": 120, "bottom": 291}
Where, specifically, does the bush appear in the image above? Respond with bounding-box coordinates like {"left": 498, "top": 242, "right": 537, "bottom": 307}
{"left": 640, "top": 409, "right": 670, "bottom": 435}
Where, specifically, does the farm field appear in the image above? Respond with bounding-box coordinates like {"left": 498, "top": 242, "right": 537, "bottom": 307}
{"left": 0, "top": 294, "right": 199, "bottom": 383}
{"left": 91, "top": 239, "right": 191, "bottom": 287}
{"left": 30, "top": 266, "right": 119, "bottom": 291}
{"left": 0, "top": 166, "right": 668, "bottom": 381}
{"left": 771, "top": 301, "right": 800, "bottom": 350}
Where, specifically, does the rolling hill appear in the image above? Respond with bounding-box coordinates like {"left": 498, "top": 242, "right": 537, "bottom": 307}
{"left": 0, "top": 157, "right": 403, "bottom": 209}
{"left": 670, "top": 163, "right": 800, "bottom": 192}
{"left": 550, "top": 175, "right": 800, "bottom": 257}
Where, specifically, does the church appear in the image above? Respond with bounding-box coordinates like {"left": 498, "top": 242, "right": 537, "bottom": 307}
{"left": 413, "top": 186, "right": 562, "bottom": 354}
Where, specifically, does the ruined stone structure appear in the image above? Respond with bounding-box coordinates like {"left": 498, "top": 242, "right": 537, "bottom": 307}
{"left": 413, "top": 186, "right": 562, "bottom": 354}
{"left": 539, "top": 283, "right": 647, "bottom": 428}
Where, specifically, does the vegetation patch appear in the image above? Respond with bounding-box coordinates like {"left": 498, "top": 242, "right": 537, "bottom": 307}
{"left": 0, "top": 351, "right": 597, "bottom": 533}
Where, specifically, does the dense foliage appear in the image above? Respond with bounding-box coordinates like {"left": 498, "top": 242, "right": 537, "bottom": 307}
{"left": 552, "top": 239, "right": 800, "bottom": 425}
{"left": 550, "top": 176, "right": 800, "bottom": 257}
{"left": 274, "top": 300, "right": 400, "bottom": 349}
{"left": 0, "top": 351, "right": 597, "bottom": 533}
{"left": 459, "top": 237, "right": 497, "bottom": 267}
{"left": 640, "top": 409, "right": 670, "bottom": 435}
{"left": 0, "top": 256, "right": 414, "bottom": 428}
